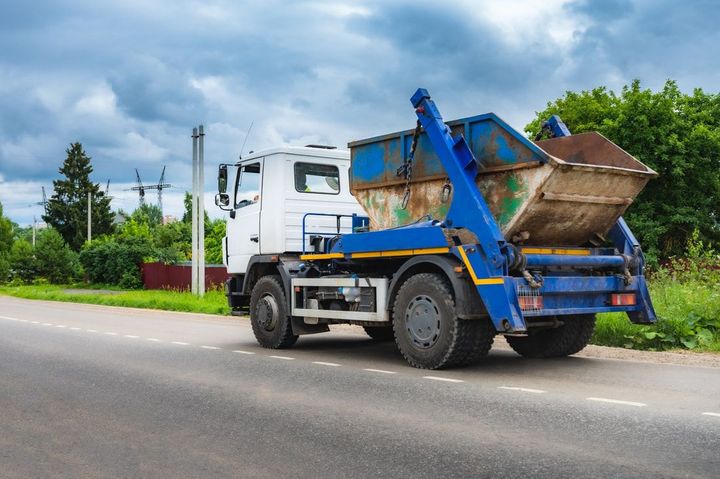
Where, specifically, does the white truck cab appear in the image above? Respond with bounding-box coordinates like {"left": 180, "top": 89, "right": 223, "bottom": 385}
{"left": 219, "top": 146, "right": 365, "bottom": 274}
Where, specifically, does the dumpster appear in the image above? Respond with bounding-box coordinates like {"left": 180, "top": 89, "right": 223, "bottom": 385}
{"left": 348, "top": 113, "right": 657, "bottom": 246}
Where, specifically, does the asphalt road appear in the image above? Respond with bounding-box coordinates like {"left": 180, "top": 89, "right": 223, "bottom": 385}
{"left": 1, "top": 296, "right": 719, "bottom": 478}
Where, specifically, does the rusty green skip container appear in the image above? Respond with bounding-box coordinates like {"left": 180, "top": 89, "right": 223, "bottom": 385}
{"left": 348, "top": 113, "right": 657, "bottom": 246}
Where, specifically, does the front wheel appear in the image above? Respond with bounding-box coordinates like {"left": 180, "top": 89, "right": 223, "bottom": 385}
{"left": 392, "top": 273, "right": 494, "bottom": 369}
{"left": 249, "top": 276, "right": 298, "bottom": 349}
{"left": 506, "top": 314, "right": 595, "bottom": 358}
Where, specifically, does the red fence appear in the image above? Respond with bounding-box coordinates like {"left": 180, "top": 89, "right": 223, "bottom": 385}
{"left": 141, "top": 262, "right": 230, "bottom": 291}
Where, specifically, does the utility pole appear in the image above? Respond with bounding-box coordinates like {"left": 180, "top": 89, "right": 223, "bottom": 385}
{"left": 198, "top": 124, "right": 206, "bottom": 295}
{"left": 191, "top": 127, "right": 199, "bottom": 295}
{"left": 87, "top": 191, "right": 92, "bottom": 243}
{"left": 191, "top": 125, "right": 206, "bottom": 296}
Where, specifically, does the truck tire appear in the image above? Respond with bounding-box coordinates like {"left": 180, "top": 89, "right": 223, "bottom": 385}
{"left": 506, "top": 314, "right": 595, "bottom": 358}
{"left": 363, "top": 326, "right": 394, "bottom": 341}
{"left": 249, "top": 276, "right": 298, "bottom": 349}
{"left": 392, "top": 273, "right": 495, "bottom": 369}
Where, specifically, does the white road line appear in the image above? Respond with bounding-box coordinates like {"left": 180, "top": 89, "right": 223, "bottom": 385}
{"left": 423, "top": 376, "right": 464, "bottom": 383}
{"left": 42, "top": 323, "right": 53, "bottom": 326}
{"left": 269, "top": 355, "right": 295, "bottom": 360}
{"left": 0, "top": 315, "right": 19, "bottom": 321}
{"left": 312, "top": 361, "right": 341, "bottom": 367}
{"left": 70, "top": 327, "right": 81, "bottom": 330}
{"left": 232, "top": 350, "right": 255, "bottom": 355}
{"left": 147, "top": 338, "right": 162, "bottom": 342}
{"left": 363, "top": 368, "right": 396, "bottom": 374}
{"left": 498, "top": 386, "right": 546, "bottom": 394}
{"left": 124, "top": 335, "right": 139, "bottom": 338}
{"left": 19, "top": 319, "right": 29, "bottom": 322}
{"left": 86, "top": 329, "right": 97, "bottom": 333}
{"left": 201, "top": 345, "right": 220, "bottom": 350}
{"left": 55, "top": 325, "right": 67, "bottom": 328}
{"left": 31, "top": 321, "right": 40, "bottom": 324}
{"left": 702, "top": 412, "right": 720, "bottom": 418}
{"left": 171, "top": 341, "right": 190, "bottom": 345}
{"left": 104, "top": 332, "right": 118, "bottom": 336}
{"left": 586, "top": 397, "right": 647, "bottom": 407}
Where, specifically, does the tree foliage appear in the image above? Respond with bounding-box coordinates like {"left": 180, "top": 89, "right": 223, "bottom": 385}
{"left": 43, "top": 143, "right": 114, "bottom": 250}
{"left": 80, "top": 237, "right": 154, "bottom": 289}
{"left": 0, "top": 202, "right": 14, "bottom": 281}
{"left": 34, "top": 228, "right": 82, "bottom": 283}
{"left": 526, "top": 80, "right": 720, "bottom": 260}
{"left": 131, "top": 203, "right": 163, "bottom": 227}
{"left": 10, "top": 239, "right": 36, "bottom": 283}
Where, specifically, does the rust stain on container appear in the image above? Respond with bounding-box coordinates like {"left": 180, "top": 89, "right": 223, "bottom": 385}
{"left": 350, "top": 116, "right": 657, "bottom": 246}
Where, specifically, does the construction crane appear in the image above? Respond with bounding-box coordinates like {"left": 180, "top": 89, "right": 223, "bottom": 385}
{"left": 32, "top": 186, "right": 49, "bottom": 213}
{"left": 129, "top": 166, "right": 172, "bottom": 213}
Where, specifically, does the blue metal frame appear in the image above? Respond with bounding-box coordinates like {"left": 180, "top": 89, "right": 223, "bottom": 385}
{"left": 301, "top": 213, "right": 368, "bottom": 254}
{"left": 312, "top": 89, "right": 656, "bottom": 332}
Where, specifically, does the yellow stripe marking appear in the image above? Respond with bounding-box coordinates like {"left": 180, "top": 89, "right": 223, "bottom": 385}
{"left": 456, "top": 246, "right": 504, "bottom": 286}
{"left": 303, "top": 247, "right": 451, "bottom": 261}
{"left": 521, "top": 247, "right": 591, "bottom": 256}
{"left": 299, "top": 253, "right": 344, "bottom": 260}
{"left": 350, "top": 247, "right": 450, "bottom": 259}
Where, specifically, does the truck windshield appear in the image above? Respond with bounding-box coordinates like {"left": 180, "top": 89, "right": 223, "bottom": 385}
{"left": 294, "top": 162, "right": 340, "bottom": 195}
{"left": 235, "top": 162, "right": 261, "bottom": 208}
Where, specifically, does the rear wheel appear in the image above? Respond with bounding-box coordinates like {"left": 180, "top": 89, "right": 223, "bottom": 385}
{"left": 363, "top": 326, "right": 394, "bottom": 341}
{"left": 249, "top": 276, "right": 298, "bottom": 349}
{"left": 506, "top": 314, "right": 595, "bottom": 358}
{"left": 392, "top": 273, "right": 494, "bottom": 369}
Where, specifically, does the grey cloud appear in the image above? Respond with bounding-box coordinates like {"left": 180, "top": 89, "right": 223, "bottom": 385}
{"left": 1, "top": 0, "right": 719, "bottom": 226}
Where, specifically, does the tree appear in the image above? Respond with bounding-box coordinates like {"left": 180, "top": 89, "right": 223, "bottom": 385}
{"left": 131, "top": 203, "right": 163, "bottom": 227}
{"left": 182, "top": 191, "right": 210, "bottom": 229}
{"left": 526, "top": 80, "right": 720, "bottom": 260}
{"left": 0, "top": 202, "right": 13, "bottom": 282}
{"left": 34, "top": 228, "right": 82, "bottom": 283}
{"left": 9, "top": 239, "right": 36, "bottom": 283}
{"left": 205, "top": 219, "right": 226, "bottom": 264}
{"left": 43, "top": 143, "right": 114, "bottom": 250}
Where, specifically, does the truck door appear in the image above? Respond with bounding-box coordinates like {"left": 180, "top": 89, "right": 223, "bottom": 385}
{"left": 226, "top": 159, "right": 263, "bottom": 273}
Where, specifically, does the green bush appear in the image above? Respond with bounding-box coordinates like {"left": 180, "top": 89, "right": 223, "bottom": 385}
{"left": 80, "top": 236, "right": 155, "bottom": 287}
{"left": 9, "top": 239, "right": 36, "bottom": 283}
{"left": 34, "top": 229, "right": 82, "bottom": 284}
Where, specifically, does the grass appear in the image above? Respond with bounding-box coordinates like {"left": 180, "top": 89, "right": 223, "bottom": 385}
{"left": 593, "top": 278, "right": 720, "bottom": 353}
{"left": 0, "top": 284, "right": 231, "bottom": 315}
{"left": 2, "top": 276, "right": 719, "bottom": 353}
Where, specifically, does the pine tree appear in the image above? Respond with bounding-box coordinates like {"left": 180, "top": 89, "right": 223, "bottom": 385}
{"left": 43, "top": 143, "right": 114, "bottom": 250}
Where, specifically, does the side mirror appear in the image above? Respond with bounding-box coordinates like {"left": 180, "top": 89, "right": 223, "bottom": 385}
{"left": 215, "top": 193, "right": 230, "bottom": 208}
{"left": 218, "top": 164, "right": 228, "bottom": 193}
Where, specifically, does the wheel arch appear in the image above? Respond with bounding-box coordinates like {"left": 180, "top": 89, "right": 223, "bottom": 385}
{"left": 387, "top": 255, "right": 487, "bottom": 320}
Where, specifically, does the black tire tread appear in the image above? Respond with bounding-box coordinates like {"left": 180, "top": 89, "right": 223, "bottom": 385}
{"left": 249, "top": 275, "right": 298, "bottom": 349}
{"left": 393, "top": 273, "right": 494, "bottom": 369}
{"left": 506, "top": 315, "right": 595, "bottom": 358}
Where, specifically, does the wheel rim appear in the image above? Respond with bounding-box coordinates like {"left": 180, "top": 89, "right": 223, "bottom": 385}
{"left": 405, "top": 295, "right": 441, "bottom": 348}
{"left": 256, "top": 294, "right": 279, "bottom": 331}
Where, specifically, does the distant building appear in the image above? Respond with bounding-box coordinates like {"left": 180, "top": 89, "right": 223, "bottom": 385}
{"left": 163, "top": 215, "right": 178, "bottom": 225}
{"left": 113, "top": 211, "right": 129, "bottom": 226}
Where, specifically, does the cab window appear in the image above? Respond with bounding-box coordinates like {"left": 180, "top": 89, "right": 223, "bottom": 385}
{"left": 235, "top": 162, "right": 261, "bottom": 208}
{"left": 294, "top": 162, "right": 340, "bottom": 195}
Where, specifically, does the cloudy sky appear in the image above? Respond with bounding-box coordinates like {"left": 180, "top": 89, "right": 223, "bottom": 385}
{"left": 1, "top": 0, "right": 718, "bottom": 226}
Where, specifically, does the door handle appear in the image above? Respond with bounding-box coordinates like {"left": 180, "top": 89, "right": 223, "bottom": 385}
{"left": 250, "top": 235, "right": 259, "bottom": 243}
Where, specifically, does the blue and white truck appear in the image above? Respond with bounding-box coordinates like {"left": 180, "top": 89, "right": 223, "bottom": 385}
{"left": 215, "top": 89, "right": 657, "bottom": 369}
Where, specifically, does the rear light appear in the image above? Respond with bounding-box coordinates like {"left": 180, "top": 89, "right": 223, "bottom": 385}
{"left": 519, "top": 295, "right": 543, "bottom": 311}
{"left": 610, "top": 293, "right": 636, "bottom": 306}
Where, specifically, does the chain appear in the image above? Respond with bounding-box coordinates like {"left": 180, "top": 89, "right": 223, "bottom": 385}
{"left": 397, "top": 120, "right": 422, "bottom": 209}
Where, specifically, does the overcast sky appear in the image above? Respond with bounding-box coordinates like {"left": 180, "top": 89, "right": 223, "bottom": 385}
{"left": 1, "top": 0, "right": 718, "bottom": 226}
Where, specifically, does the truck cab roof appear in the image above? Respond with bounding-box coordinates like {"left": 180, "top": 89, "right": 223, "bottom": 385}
{"left": 238, "top": 145, "right": 350, "bottom": 164}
